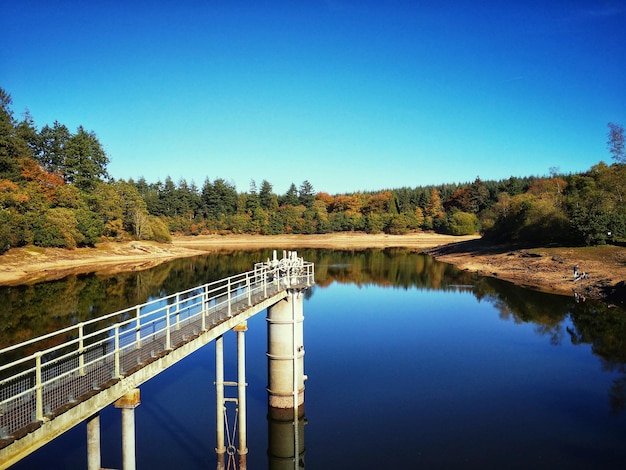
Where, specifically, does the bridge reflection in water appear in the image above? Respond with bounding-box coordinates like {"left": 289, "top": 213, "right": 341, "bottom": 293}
{"left": 0, "top": 251, "right": 314, "bottom": 470}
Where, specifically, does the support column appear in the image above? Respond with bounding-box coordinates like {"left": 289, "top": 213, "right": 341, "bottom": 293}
{"left": 234, "top": 322, "right": 248, "bottom": 470}
{"left": 114, "top": 389, "right": 141, "bottom": 470}
{"left": 215, "top": 335, "right": 226, "bottom": 470}
{"left": 267, "top": 290, "right": 305, "bottom": 409}
{"left": 86, "top": 412, "right": 101, "bottom": 470}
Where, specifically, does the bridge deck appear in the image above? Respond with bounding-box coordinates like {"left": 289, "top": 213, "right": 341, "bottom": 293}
{"left": 0, "top": 253, "right": 314, "bottom": 468}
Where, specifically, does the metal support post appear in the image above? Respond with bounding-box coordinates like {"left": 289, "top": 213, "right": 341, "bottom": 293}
{"left": 234, "top": 322, "right": 248, "bottom": 469}
{"left": 86, "top": 412, "right": 101, "bottom": 470}
{"left": 215, "top": 335, "right": 226, "bottom": 470}
{"left": 114, "top": 389, "right": 141, "bottom": 470}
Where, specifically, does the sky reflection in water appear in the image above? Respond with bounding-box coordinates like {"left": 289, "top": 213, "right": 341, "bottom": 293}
{"left": 7, "top": 250, "right": 626, "bottom": 469}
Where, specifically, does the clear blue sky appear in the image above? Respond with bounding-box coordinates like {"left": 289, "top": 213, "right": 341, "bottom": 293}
{"left": 2, "top": 1, "right": 625, "bottom": 195}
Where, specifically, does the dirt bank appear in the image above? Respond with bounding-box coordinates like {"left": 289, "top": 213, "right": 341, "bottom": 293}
{"left": 426, "top": 238, "right": 626, "bottom": 303}
{"left": 0, "top": 233, "right": 477, "bottom": 286}
{"left": 1, "top": 233, "right": 624, "bottom": 304}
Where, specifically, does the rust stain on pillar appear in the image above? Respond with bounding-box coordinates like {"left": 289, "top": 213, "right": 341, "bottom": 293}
{"left": 114, "top": 389, "right": 141, "bottom": 409}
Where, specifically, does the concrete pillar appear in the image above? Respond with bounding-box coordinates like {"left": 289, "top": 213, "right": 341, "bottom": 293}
{"left": 267, "top": 406, "right": 306, "bottom": 470}
{"left": 215, "top": 335, "right": 226, "bottom": 470}
{"left": 114, "top": 389, "right": 141, "bottom": 470}
{"left": 86, "top": 412, "right": 101, "bottom": 470}
{"left": 267, "top": 289, "right": 305, "bottom": 409}
{"left": 234, "top": 322, "right": 248, "bottom": 470}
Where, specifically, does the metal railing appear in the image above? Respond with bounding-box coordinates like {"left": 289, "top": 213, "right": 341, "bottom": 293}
{"left": 0, "top": 251, "right": 314, "bottom": 444}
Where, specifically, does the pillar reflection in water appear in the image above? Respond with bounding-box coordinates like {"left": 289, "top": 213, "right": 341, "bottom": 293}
{"left": 268, "top": 406, "right": 306, "bottom": 470}
{"left": 267, "top": 289, "right": 306, "bottom": 469}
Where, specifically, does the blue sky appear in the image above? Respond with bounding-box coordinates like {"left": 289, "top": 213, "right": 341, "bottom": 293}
{"left": 2, "top": 1, "right": 625, "bottom": 195}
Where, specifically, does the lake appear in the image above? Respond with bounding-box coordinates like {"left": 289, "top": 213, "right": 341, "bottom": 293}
{"left": 4, "top": 248, "right": 626, "bottom": 469}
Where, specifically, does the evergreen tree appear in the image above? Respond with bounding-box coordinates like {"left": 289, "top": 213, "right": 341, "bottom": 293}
{"left": 299, "top": 180, "right": 315, "bottom": 208}
{"left": 282, "top": 183, "right": 299, "bottom": 206}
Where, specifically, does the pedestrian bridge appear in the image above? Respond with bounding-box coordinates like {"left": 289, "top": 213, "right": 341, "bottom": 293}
{"left": 0, "top": 251, "right": 314, "bottom": 469}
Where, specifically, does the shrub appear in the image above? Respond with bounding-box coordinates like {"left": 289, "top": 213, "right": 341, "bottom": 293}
{"left": 448, "top": 211, "right": 480, "bottom": 235}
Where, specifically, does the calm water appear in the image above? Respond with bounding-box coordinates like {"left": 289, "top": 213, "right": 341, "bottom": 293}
{"left": 4, "top": 249, "right": 626, "bottom": 469}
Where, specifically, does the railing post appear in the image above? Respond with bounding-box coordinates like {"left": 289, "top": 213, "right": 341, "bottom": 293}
{"left": 35, "top": 352, "right": 43, "bottom": 422}
{"left": 135, "top": 306, "right": 142, "bottom": 348}
{"left": 78, "top": 322, "right": 85, "bottom": 376}
{"left": 114, "top": 324, "right": 121, "bottom": 378}
{"left": 202, "top": 284, "right": 208, "bottom": 332}
{"left": 175, "top": 293, "right": 181, "bottom": 330}
{"left": 264, "top": 268, "right": 268, "bottom": 297}
{"left": 246, "top": 272, "right": 251, "bottom": 306}
{"left": 166, "top": 305, "right": 172, "bottom": 350}
{"left": 227, "top": 278, "right": 232, "bottom": 317}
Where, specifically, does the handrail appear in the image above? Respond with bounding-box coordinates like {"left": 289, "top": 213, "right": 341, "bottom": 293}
{"left": 0, "top": 251, "right": 314, "bottom": 443}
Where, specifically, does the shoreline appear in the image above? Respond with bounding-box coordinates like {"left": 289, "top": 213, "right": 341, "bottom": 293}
{"left": 0, "top": 233, "right": 624, "bottom": 303}
{"left": 0, "top": 233, "right": 478, "bottom": 286}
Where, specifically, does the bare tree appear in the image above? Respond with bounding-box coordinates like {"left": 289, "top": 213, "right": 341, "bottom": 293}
{"left": 607, "top": 122, "right": 625, "bottom": 163}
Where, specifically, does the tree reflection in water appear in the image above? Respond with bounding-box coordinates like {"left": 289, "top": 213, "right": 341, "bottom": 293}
{"left": 1, "top": 247, "right": 624, "bottom": 412}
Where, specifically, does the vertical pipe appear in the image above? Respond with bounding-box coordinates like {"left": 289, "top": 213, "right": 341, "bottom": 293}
{"left": 87, "top": 412, "right": 101, "bottom": 470}
{"left": 291, "top": 292, "right": 300, "bottom": 469}
{"left": 215, "top": 335, "right": 225, "bottom": 469}
{"left": 235, "top": 322, "right": 248, "bottom": 469}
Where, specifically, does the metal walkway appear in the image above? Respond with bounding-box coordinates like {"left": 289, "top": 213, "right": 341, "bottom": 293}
{"left": 0, "top": 251, "right": 314, "bottom": 468}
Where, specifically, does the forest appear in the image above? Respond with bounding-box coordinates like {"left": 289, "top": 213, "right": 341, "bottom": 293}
{"left": 1, "top": 86, "right": 625, "bottom": 253}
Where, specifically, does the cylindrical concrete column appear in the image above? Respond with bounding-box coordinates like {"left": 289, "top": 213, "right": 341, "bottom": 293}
{"left": 121, "top": 408, "right": 136, "bottom": 470}
{"left": 234, "top": 322, "right": 248, "bottom": 469}
{"left": 215, "top": 335, "right": 226, "bottom": 470}
{"left": 267, "top": 289, "right": 305, "bottom": 409}
{"left": 114, "top": 389, "right": 140, "bottom": 470}
{"left": 86, "top": 412, "right": 101, "bottom": 470}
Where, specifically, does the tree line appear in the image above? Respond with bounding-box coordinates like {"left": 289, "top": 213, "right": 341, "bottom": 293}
{"left": 1, "top": 86, "right": 624, "bottom": 253}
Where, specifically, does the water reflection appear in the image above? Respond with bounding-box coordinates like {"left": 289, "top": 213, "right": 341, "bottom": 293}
{"left": 2, "top": 248, "right": 625, "bottom": 413}
{"left": 4, "top": 248, "right": 626, "bottom": 469}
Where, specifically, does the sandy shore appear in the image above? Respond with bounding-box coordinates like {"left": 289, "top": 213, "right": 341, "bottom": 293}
{"left": 1, "top": 233, "right": 624, "bottom": 303}
{"left": 426, "top": 238, "right": 626, "bottom": 302}
{"left": 0, "top": 233, "right": 476, "bottom": 286}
